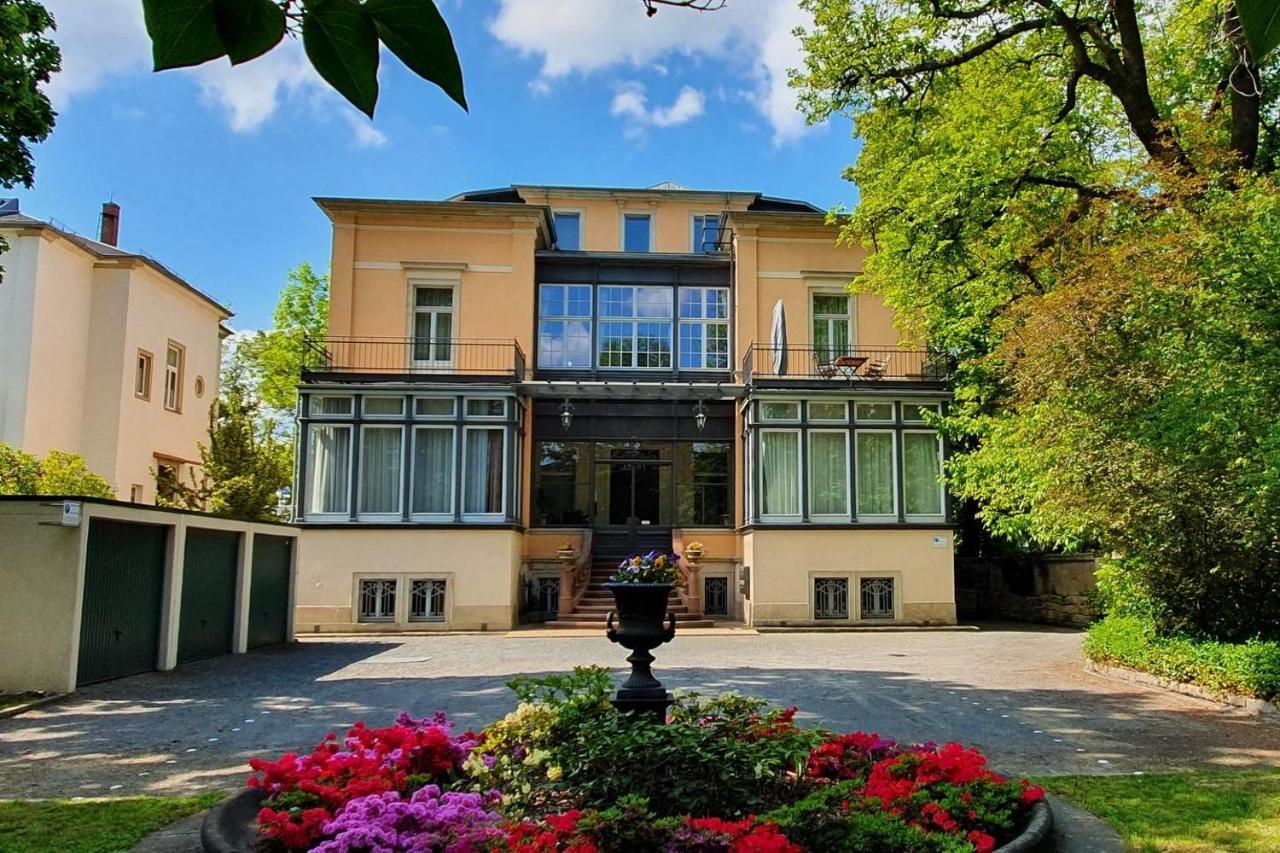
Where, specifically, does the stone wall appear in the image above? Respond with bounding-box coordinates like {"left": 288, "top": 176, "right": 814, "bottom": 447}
{"left": 955, "top": 554, "right": 1098, "bottom": 628}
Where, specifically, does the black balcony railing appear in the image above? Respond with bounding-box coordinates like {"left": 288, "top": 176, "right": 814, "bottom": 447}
{"left": 302, "top": 337, "right": 526, "bottom": 381}
{"left": 742, "top": 344, "right": 947, "bottom": 385}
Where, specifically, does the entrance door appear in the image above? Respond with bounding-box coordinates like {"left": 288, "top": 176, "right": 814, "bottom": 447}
{"left": 594, "top": 444, "right": 671, "bottom": 557}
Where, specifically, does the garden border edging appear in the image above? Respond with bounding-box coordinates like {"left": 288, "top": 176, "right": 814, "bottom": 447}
{"left": 1084, "top": 660, "right": 1279, "bottom": 717}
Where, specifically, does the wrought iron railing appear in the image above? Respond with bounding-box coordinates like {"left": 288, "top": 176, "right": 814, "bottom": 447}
{"left": 302, "top": 337, "right": 526, "bottom": 380}
{"left": 741, "top": 344, "right": 947, "bottom": 384}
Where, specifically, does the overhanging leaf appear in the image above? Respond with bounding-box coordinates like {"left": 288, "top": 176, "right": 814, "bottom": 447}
{"left": 364, "top": 0, "right": 467, "bottom": 110}
{"left": 1236, "top": 0, "right": 1280, "bottom": 60}
{"left": 213, "top": 0, "right": 286, "bottom": 65}
{"left": 302, "top": 0, "right": 380, "bottom": 117}
{"left": 142, "top": 0, "right": 226, "bottom": 70}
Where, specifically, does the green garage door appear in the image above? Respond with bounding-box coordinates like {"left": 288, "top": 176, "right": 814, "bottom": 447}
{"left": 78, "top": 520, "right": 167, "bottom": 686}
{"left": 177, "top": 529, "right": 239, "bottom": 664}
{"left": 248, "top": 535, "right": 292, "bottom": 648}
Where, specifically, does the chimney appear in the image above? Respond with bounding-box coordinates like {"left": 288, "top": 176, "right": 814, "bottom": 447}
{"left": 99, "top": 202, "right": 120, "bottom": 246}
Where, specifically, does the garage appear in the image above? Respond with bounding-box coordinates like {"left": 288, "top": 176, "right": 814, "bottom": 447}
{"left": 176, "top": 528, "right": 239, "bottom": 664}
{"left": 248, "top": 534, "right": 293, "bottom": 648}
{"left": 77, "top": 519, "right": 168, "bottom": 686}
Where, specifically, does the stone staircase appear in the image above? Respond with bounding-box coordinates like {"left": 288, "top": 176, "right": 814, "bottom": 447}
{"left": 544, "top": 560, "right": 716, "bottom": 629}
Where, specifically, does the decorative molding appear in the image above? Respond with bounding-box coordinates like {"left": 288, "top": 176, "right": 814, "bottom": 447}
{"left": 334, "top": 222, "right": 537, "bottom": 236}
{"left": 757, "top": 271, "right": 804, "bottom": 279}
{"left": 352, "top": 260, "right": 514, "bottom": 274}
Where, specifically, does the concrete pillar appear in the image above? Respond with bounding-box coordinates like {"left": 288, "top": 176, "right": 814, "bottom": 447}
{"left": 157, "top": 517, "right": 187, "bottom": 671}
{"left": 232, "top": 529, "right": 255, "bottom": 653}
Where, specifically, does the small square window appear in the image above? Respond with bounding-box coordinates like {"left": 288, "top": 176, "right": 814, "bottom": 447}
{"left": 358, "top": 578, "right": 397, "bottom": 622}
{"left": 409, "top": 579, "right": 447, "bottom": 621}
{"left": 759, "top": 401, "right": 800, "bottom": 422}
{"left": 855, "top": 402, "right": 894, "bottom": 422}
{"left": 415, "top": 397, "right": 456, "bottom": 418}
{"left": 860, "top": 577, "right": 895, "bottom": 619}
{"left": 466, "top": 399, "right": 506, "bottom": 418}
{"left": 903, "top": 403, "right": 941, "bottom": 423}
{"left": 623, "top": 213, "right": 651, "bottom": 252}
{"left": 363, "top": 397, "right": 405, "bottom": 417}
{"left": 814, "top": 578, "right": 849, "bottom": 620}
{"left": 554, "top": 212, "right": 581, "bottom": 250}
{"left": 808, "top": 401, "right": 847, "bottom": 422}
{"left": 311, "top": 396, "right": 354, "bottom": 416}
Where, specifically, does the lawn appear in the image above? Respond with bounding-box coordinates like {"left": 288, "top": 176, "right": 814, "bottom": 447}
{"left": 0, "top": 793, "right": 224, "bottom": 853}
{"left": 1042, "top": 770, "right": 1280, "bottom": 852}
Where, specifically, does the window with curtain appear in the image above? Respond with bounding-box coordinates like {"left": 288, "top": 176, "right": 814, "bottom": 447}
{"left": 856, "top": 431, "right": 895, "bottom": 516}
{"left": 553, "top": 212, "right": 581, "bottom": 250}
{"left": 306, "top": 424, "right": 351, "bottom": 515}
{"left": 359, "top": 426, "right": 403, "bottom": 516}
{"left": 811, "top": 294, "right": 851, "bottom": 362}
{"left": 760, "top": 430, "right": 800, "bottom": 517}
{"left": 809, "top": 430, "right": 849, "bottom": 517}
{"left": 903, "top": 431, "right": 944, "bottom": 516}
{"left": 311, "top": 395, "right": 353, "bottom": 416}
{"left": 538, "top": 284, "right": 592, "bottom": 368}
{"left": 464, "top": 428, "right": 505, "bottom": 515}
{"left": 597, "top": 286, "right": 672, "bottom": 368}
{"left": 412, "top": 285, "right": 454, "bottom": 363}
{"left": 411, "top": 427, "right": 454, "bottom": 517}
{"left": 678, "top": 287, "right": 729, "bottom": 369}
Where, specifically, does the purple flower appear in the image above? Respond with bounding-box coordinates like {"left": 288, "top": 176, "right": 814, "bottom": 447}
{"left": 315, "top": 786, "right": 502, "bottom": 853}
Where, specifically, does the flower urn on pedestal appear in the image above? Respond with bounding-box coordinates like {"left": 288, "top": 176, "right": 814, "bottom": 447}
{"left": 604, "top": 551, "right": 681, "bottom": 720}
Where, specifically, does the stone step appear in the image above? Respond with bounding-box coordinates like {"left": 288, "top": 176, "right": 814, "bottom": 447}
{"left": 546, "top": 615, "right": 715, "bottom": 628}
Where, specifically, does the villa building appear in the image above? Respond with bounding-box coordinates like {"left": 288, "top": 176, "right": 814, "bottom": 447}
{"left": 294, "top": 183, "right": 954, "bottom": 632}
{"left": 0, "top": 200, "right": 232, "bottom": 502}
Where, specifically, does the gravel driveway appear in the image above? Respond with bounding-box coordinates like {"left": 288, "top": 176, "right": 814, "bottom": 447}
{"left": 1, "top": 623, "right": 1277, "bottom": 799}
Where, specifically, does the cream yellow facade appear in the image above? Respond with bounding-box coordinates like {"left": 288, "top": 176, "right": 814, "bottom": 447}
{"left": 0, "top": 204, "right": 231, "bottom": 502}
{"left": 299, "top": 183, "right": 953, "bottom": 633}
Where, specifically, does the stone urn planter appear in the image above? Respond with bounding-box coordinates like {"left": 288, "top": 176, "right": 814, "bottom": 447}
{"left": 604, "top": 581, "right": 676, "bottom": 719}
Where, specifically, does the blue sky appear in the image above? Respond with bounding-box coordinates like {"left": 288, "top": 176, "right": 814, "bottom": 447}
{"left": 17, "top": 0, "right": 861, "bottom": 330}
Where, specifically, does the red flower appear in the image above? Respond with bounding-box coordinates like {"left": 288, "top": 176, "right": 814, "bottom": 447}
{"left": 967, "top": 830, "right": 997, "bottom": 853}
{"left": 1019, "top": 779, "right": 1046, "bottom": 804}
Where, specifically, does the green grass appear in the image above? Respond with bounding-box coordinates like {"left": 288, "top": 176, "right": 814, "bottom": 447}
{"left": 1041, "top": 770, "right": 1280, "bottom": 852}
{"left": 0, "top": 793, "right": 224, "bottom": 853}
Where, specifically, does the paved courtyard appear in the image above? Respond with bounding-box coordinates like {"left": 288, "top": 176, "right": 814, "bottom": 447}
{"left": 1, "top": 623, "right": 1277, "bottom": 800}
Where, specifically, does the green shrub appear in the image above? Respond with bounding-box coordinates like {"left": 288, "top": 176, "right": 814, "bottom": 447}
{"left": 764, "top": 783, "right": 973, "bottom": 853}
{"left": 1084, "top": 615, "right": 1280, "bottom": 701}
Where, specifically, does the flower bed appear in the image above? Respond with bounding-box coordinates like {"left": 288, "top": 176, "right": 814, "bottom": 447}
{"left": 238, "top": 669, "right": 1045, "bottom": 852}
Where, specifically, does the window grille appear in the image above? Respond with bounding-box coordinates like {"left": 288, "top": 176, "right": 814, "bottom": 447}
{"left": 704, "top": 576, "right": 729, "bottom": 616}
{"left": 358, "top": 579, "right": 397, "bottom": 621}
{"left": 860, "top": 577, "right": 895, "bottom": 619}
{"left": 814, "top": 577, "right": 849, "bottom": 619}
{"left": 409, "top": 579, "right": 447, "bottom": 621}
{"left": 536, "top": 577, "right": 560, "bottom": 616}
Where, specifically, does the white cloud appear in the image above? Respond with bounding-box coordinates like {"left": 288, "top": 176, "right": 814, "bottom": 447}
{"left": 41, "top": 0, "right": 385, "bottom": 145}
{"left": 490, "top": 0, "right": 816, "bottom": 144}
{"left": 611, "top": 83, "right": 705, "bottom": 128}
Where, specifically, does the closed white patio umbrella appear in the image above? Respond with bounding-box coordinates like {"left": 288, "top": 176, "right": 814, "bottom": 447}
{"left": 770, "top": 298, "right": 788, "bottom": 376}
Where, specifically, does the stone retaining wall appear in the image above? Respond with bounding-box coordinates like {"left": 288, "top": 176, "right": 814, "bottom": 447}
{"left": 956, "top": 554, "right": 1099, "bottom": 628}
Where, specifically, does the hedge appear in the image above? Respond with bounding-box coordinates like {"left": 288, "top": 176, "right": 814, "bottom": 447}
{"left": 1082, "top": 615, "right": 1280, "bottom": 701}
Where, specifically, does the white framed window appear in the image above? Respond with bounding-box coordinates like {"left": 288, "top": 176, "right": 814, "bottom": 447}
{"left": 414, "top": 397, "right": 455, "bottom": 418}
{"left": 808, "top": 401, "right": 847, "bottom": 422}
{"left": 135, "top": 350, "right": 153, "bottom": 400}
{"left": 758, "top": 400, "right": 800, "bottom": 422}
{"left": 164, "top": 342, "right": 184, "bottom": 412}
{"left": 814, "top": 577, "right": 849, "bottom": 620}
{"left": 462, "top": 426, "right": 506, "bottom": 518}
{"left": 363, "top": 396, "right": 405, "bottom": 418}
{"left": 691, "top": 213, "right": 721, "bottom": 253}
{"left": 538, "top": 284, "right": 593, "bottom": 369}
{"left": 306, "top": 424, "right": 352, "bottom": 517}
{"left": 410, "top": 426, "right": 455, "bottom": 519}
{"left": 465, "top": 398, "right": 507, "bottom": 418}
{"left": 678, "top": 287, "right": 730, "bottom": 369}
{"left": 622, "top": 212, "right": 652, "bottom": 252}
{"left": 903, "top": 430, "right": 945, "bottom": 518}
{"left": 854, "top": 401, "right": 894, "bottom": 423}
{"left": 597, "top": 285, "right": 672, "bottom": 369}
{"left": 358, "top": 425, "right": 404, "bottom": 518}
{"left": 553, "top": 211, "right": 582, "bottom": 250}
{"left": 808, "top": 429, "right": 850, "bottom": 518}
{"left": 903, "top": 402, "right": 942, "bottom": 423}
{"left": 855, "top": 430, "right": 897, "bottom": 518}
{"left": 358, "top": 578, "right": 397, "bottom": 622}
{"left": 859, "top": 577, "right": 896, "bottom": 620}
{"left": 409, "top": 578, "right": 447, "bottom": 621}
{"left": 759, "top": 429, "right": 801, "bottom": 518}
{"left": 411, "top": 284, "right": 455, "bottom": 365}
{"left": 310, "top": 395, "right": 354, "bottom": 417}
{"left": 811, "top": 293, "right": 853, "bottom": 362}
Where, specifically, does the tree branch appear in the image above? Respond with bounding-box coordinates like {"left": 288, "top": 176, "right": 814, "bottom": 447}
{"left": 861, "top": 17, "right": 1054, "bottom": 84}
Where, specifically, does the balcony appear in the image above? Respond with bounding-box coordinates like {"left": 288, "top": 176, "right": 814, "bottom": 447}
{"left": 742, "top": 344, "right": 947, "bottom": 388}
{"left": 302, "top": 337, "right": 526, "bottom": 382}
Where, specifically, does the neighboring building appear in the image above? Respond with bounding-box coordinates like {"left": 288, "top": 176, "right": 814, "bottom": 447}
{"left": 295, "top": 183, "right": 953, "bottom": 632}
{"left": 0, "top": 200, "right": 232, "bottom": 503}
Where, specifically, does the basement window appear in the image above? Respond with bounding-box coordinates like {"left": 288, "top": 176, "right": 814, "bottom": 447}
{"left": 358, "top": 578, "right": 397, "bottom": 622}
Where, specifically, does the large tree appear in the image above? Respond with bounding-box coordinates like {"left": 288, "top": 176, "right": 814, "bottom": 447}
{"left": 233, "top": 261, "right": 329, "bottom": 414}
{"left": 0, "top": 0, "right": 58, "bottom": 191}
{"left": 796, "top": 1, "right": 1280, "bottom": 639}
